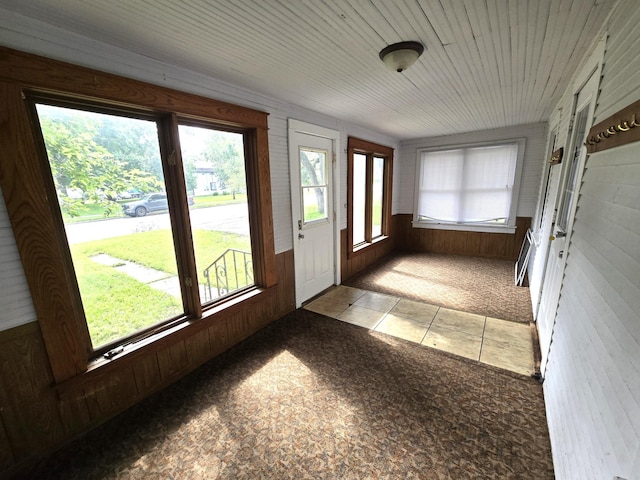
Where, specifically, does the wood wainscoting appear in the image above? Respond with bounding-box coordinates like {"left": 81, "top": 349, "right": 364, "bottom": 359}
{"left": 0, "top": 249, "right": 295, "bottom": 477}
{"left": 341, "top": 229, "right": 396, "bottom": 281}
{"left": 394, "top": 215, "right": 531, "bottom": 261}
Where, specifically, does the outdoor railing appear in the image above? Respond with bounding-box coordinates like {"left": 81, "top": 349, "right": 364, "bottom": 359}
{"left": 202, "top": 248, "right": 253, "bottom": 302}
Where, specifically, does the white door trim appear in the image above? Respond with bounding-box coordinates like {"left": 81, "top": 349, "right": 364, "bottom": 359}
{"left": 288, "top": 119, "right": 341, "bottom": 307}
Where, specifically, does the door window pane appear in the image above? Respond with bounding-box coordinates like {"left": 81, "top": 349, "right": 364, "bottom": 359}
{"left": 36, "top": 104, "right": 183, "bottom": 349}
{"left": 300, "top": 148, "right": 328, "bottom": 223}
{"left": 178, "top": 124, "right": 254, "bottom": 303}
{"left": 372, "top": 156, "right": 384, "bottom": 238}
{"left": 557, "top": 106, "right": 589, "bottom": 232}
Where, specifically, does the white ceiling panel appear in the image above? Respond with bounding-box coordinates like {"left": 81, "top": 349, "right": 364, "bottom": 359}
{"left": 0, "top": 0, "right": 615, "bottom": 139}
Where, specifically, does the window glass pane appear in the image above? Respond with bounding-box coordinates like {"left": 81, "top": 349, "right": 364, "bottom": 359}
{"left": 353, "top": 153, "right": 366, "bottom": 245}
{"left": 178, "top": 125, "right": 253, "bottom": 303}
{"left": 557, "top": 106, "right": 589, "bottom": 232}
{"left": 300, "top": 147, "right": 328, "bottom": 223}
{"left": 300, "top": 148, "right": 326, "bottom": 186}
{"left": 418, "top": 150, "right": 463, "bottom": 222}
{"left": 418, "top": 144, "right": 517, "bottom": 224}
{"left": 372, "top": 156, "right": 384, "bottom": 238}
{"left": 36, "top": 104, "right": 183, "bottom": 349}
{"left": 302, "top": 186, "right": 328, "bottom": 223}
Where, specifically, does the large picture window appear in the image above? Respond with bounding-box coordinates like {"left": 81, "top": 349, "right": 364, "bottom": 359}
{"left": 347, "top": 137, "right": 393, "bottom": 252}
{"left": 414, "top": 141, "right": 524, "bottom": 232}
{"left": 31, "top": 102, "right": 257, "bottom": 354}
{"left": 0, "top": 48, "right": 275, "bottom": 382}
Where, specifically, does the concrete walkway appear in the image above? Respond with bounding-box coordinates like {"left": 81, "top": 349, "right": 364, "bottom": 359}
{"left": 91, "top": 253, "right": 199, "bottom": 299}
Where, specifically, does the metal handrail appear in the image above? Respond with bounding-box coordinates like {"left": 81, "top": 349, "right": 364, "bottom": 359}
{"left": 202, "top": 248, "right": 253, "bottom": 302}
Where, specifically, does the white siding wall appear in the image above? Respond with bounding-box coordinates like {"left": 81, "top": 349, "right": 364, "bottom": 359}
{"left": 541, "top": 1, "right": 640, "bottom": 478}
{"left": 0, "top": 9, "right": 399, "bottom": 331}
{"left": 397, "top": 123, "right": 547, "bottom": 217}
{"left": 0, "top": 188, "right": 37, "bottom": 330}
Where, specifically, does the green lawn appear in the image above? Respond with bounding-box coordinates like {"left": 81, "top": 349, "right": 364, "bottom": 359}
{"left": 72, "top": 251, "right": 183, "bottom": 348}
{"left": 70, "top": 228, "right": 252, "bottom": 348}
{"left": 193, "top": 193, "right": 246, "bottom": 207}
{"left": 62, "top": 200, "right": 127, "bottom": 222}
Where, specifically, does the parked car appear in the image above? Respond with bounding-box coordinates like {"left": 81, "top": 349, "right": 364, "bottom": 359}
{"left": 122, "top": 193, "right": 194, "bottom": 217}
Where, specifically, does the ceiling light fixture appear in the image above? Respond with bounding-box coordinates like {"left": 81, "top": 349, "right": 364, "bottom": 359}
{"left": 379, "top": 41, "right": 425, "bottom": 73}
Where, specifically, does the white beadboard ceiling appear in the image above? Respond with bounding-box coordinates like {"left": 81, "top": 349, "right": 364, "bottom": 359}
{"left": 0, "top": 0, "right": 616, "bottom": 139}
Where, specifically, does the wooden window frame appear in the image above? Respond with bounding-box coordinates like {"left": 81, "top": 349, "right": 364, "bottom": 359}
{"left": 0, "top": 47, "right": 276, "bottom": 384}
{"left": 347, "top": 137, "right": 393, "bottom": 257}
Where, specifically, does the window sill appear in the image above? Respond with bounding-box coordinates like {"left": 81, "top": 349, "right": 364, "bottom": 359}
{"left": 55, "top": 286, "right": 270, "bottom": 399}
{"left": 350, "top": 235, "right": 390, "bottom": 257}
{"left": 412, "top": 221, "right": 517, "bottom": 234}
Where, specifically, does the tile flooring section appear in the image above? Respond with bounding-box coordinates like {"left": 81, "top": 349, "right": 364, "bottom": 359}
{"left": 304, "top": 285, "right": 536, "bottom": 376}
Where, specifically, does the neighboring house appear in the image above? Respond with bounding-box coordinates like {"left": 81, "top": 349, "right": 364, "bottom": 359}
{"left": 0, "top": 2, "right": 639, "bottom": 479}
{"left": 193, "top": 161, "right": 217, "bottom": 196}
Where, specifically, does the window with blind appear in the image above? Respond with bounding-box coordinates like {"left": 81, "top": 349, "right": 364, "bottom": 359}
{"left": 413, "top": 141, "right": 524, "bottom": 232}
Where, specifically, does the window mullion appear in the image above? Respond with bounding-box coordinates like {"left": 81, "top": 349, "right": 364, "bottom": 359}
{"left": 159, "top": 114, "right": 202, "bottom": 318}
{"left": 459, "top": 148, "right": 468, "bottom": 223}
{"left": 364, "top": 153, "right": 374, "bottom": 243}
{"left": 382, "top": 155, "right": 390, "bottom": 236}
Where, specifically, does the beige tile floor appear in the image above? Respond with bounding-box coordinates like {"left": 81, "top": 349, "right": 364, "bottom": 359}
{"left": 304, "top": 285, "right": 536, "bottom": 376}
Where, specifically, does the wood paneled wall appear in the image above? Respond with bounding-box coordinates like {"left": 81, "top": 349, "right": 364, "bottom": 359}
{"left": 0, "top": 250, "right": 295, "bottom": 478}
{"left": 340, "top": 215, "right": 530, "bottom": 281}
{"left": 340, "top": 230, "right": 396, "bottom": 281}
{"left": 394, "top": 215, "right": 531, "bottom": 261}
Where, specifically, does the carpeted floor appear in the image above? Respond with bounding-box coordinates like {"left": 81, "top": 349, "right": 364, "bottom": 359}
{"left": 26, "top": 309, "right": 554, "bottom": 479}
{"left": 343, "top": 252, "right": 533, "bottom": 323}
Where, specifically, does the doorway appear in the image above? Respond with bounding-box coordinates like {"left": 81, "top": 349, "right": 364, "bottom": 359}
{"left": 537, "top": 65, "right": 601, "bottom": 376}
{"left": 288, "top": 120, "right": 340, "bottom": 307}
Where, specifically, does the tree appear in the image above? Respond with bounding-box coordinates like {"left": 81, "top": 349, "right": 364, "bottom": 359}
{"left": 202, "top": 135, "right": 246, "bottom": 197}
{"left": 300, "top": 150, "right": 326, "bottom": 215}
{"left": 37, "top": 105, "right": 163, "bottom": 217}
{"left": 184, "top": 160, "right": 198, "bottom": 195}
{"left": 93, "top": 115, "right": 164, "bottom": 186}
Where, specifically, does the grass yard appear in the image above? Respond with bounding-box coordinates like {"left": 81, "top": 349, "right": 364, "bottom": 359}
{"left": 71, "top": 251, "right": 183, "bottom": 348}
{"left": 71, "top": 228, "right": 252, "bottom": 348}
{"left": 193, "top": 193, "right": 246, "bottom": 207}
{"left": 74, "top": 229, "right": 251, "bottom": 276}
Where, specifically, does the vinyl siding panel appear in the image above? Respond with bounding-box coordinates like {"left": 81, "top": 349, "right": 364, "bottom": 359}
{"left": 542, "top": 4, "right": 640, "bottom": 470}
{"left": 595, "top": 3, "right": 640, "bottom": 124}
{"left": 0, "top": 189, "right": 37, "bottom": 331}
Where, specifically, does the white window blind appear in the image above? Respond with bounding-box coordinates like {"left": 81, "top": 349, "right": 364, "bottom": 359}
{"left": 416, "top": 143, "right": 518, "bottom": 226}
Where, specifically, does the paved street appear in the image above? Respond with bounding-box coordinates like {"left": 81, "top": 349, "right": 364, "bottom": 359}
{"left": 65, "top": 203, "right": 250, "bottom": 244}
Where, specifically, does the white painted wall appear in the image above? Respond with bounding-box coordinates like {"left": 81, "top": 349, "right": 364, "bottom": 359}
{"left": 397, "top": 123, "right": 547, "bottom": 218}
{"left": 0, "top": 9, "right": 398, "bottom": 331}
{"left": 0, "top": 190, "right": 37, "bottom": 330}
{"left": 538, "top": 1, "right": 640, "bottom": 478}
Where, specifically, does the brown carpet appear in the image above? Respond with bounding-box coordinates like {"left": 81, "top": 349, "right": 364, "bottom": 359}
{"left": 25, "top": 309, "right": 553, "bottom": 479}
{"left": 344, "top": 252, "right": 533, "bottom": 323}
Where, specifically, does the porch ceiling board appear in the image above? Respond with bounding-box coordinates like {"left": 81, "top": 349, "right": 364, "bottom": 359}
{"left": 0, "top": 0, "right": 615, "bottom": 139}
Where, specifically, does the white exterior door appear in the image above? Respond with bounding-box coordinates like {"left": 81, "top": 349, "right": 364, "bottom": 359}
{"left": 537, "top": 69, "right": 599, "bottom": 375}
{"left": 289, "top": 121, "right": 339, "bottom": 306}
